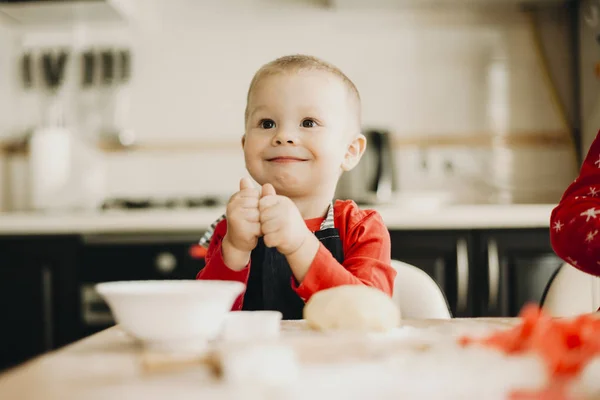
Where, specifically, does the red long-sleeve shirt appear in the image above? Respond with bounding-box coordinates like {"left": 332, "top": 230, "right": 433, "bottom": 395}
{"left": 196, "top": 199, "right": 396, "bottom": 310}
{"left": 550, "top": 130, "right": 600, "bottom": 276}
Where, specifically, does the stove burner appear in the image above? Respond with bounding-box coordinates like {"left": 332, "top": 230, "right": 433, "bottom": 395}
{"left": 186, "top": 197, "right": 219, "bottom": 208}
{"left": 101, "top": 196, "right": 225, "bottom": 210}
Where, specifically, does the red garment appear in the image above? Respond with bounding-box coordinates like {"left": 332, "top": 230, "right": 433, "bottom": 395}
{"left": 196, "top": 199, "right": 396, "bottom": 310}
{"left": 551, "top": 129, "right": 600, "bottom": 277}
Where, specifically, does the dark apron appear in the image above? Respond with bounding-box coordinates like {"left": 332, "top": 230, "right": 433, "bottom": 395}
{"left": 241, "top": 209, "right": 344, "bottom": 320}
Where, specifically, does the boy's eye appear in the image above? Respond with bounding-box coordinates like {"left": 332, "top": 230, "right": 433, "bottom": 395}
{"left": 301, "top": 119, "right": 316, "bottom": 128}
{"left": 260, "top": 119, "right": 275, "bottom": 129}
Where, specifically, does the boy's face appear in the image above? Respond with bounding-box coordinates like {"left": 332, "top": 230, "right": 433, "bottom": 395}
{"left": 243, "top": 70, "right": 362, "bottom": 198}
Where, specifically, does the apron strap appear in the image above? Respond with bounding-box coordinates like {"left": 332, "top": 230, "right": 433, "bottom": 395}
{"left": 199, "top": 214, "right": 226, "bottom": 248}
{"left": 199, "top": 201, "right": 335, "bottom": 248}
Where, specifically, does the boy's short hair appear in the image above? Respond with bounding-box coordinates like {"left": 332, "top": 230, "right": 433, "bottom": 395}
{"left": 244, "top": 54, "right": 361, "bottom": 130}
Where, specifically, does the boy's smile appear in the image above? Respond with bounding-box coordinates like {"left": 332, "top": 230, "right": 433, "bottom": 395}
{"left": 266, "top": 156, "right": 309, "bottom": 163}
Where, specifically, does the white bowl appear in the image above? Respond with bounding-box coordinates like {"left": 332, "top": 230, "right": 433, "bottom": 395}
{"left": 95, "top": 280, "right": 245, "bottom": 352}
{"left": 221, "top": 311, "right": 283, "bottom": 341}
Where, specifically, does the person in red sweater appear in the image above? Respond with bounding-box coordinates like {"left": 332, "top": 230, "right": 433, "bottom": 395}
{"left": 196, "top": 54, "right": 396, "bottom": 319}
{"left": 551, "top": 129, "right": 600, "bottom": 277}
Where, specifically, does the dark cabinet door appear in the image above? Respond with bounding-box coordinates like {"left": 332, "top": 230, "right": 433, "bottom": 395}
{"left": 0, "top": 236, "right": 80, "bottom": 372}
{"left": 0, "top": 261, "right": 50, "bottom": 371}
{"left": 389, "top": 231, "right": 475, "bottom": 318}
{"left": 80, "top": 235, "right": 204, "bottom": 283}
{"left": 476, "top": 229, "right": 563, "bottom": 317}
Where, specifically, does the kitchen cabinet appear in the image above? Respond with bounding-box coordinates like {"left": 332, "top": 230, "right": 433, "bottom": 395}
{"left": 389, "top": 231, "right": 475, "bottom": 318}
{"left": 475, "top": 229, "right": 563, "bottom": 317}
{"left": 389, "top": 228, "right": 561, "bottom": 318}
{"left": 0, "top": 227, "right": 559, "bottom": 372}
{"left": 0, "top": 236, "right": 80, "bottom": 371}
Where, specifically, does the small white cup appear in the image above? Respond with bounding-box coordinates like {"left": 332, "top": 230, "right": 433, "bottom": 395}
{"left": 221, "top": 310, "right": 283, "bottom": 341}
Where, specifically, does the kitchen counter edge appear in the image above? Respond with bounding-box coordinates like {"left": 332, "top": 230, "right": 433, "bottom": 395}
{"left": 0, "top": 204, "right": 556, "bottom": 235}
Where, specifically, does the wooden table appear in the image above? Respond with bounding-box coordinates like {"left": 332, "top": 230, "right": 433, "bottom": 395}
{"left": 0, "top": 317, "right": 592, "bottom": 400}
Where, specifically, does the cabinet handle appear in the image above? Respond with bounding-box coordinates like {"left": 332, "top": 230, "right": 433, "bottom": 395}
{"left": 41, "top": 266, "right": 54, "bottom": 351}
{"left": 155, "top": 252, "right": 177, "bottom": 275}
{"left": 487, "top": 239, "right": 500, "bottom": 310}
{"left": 456, "top": 238, "right": 469, "bottom": 313}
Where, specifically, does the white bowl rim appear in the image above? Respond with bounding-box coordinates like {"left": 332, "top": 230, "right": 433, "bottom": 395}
{"left": 95, "top": 279, "right": 245, "bottom": 296}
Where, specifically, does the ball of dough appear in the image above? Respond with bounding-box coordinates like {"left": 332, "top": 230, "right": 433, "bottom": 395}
{"left": 303, "top": 285, "right": 401, "bottom": 332}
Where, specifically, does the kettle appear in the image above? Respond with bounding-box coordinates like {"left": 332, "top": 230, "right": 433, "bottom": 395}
{"left": 335, "top": 129, "right": 397, "bottom": 204}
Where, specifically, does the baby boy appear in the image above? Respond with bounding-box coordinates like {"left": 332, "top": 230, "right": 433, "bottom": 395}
{"left": 197, "top": 54, "right": 396, "bottom": 319}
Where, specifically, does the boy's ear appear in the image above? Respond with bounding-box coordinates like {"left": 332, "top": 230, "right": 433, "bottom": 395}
{"left": 241, "top": 135, "right": 246, "bottom": 148}
{"left": 341, "top": 134, "right": 367, "bottom": 172}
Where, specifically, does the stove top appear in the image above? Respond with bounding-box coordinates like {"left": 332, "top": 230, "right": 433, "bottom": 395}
{"left": 101, "top": 196, "right": 227, "bottom": 210}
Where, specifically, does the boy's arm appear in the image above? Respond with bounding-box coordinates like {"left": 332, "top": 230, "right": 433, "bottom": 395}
{"left": 196, "top": 220, "right": 250, "bottom": 310}
{"left": 286, "top": 211, "right": 395, "bottom": 301}
{"left": 551, "top": 129, "right": 600, "bottom": 277}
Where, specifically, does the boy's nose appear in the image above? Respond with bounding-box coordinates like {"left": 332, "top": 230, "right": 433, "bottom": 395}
{"left": 272, "top": 130, "right": 296, "bottom": 146}
{"left": 274, "top": 138, "right": 294, "bottom": 145}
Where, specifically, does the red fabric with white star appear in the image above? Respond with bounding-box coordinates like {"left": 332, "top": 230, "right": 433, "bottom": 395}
{"left": 550, "top": 130, "right": 600, "bottom": 276}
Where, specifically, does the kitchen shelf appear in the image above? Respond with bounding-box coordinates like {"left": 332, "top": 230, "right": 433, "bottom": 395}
{"left": 0, "top": 0, "right": 134, "bottom": 26}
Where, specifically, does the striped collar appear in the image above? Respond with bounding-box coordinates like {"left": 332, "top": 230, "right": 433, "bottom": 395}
{"left": 199, "top": 201, "right": 335, "bottom": 248}
{"left": 319, "top": 201, "right": 335, "bottom": 230}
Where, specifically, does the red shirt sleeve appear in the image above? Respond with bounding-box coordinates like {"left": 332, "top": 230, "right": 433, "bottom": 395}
{"left": 293, "top": 202, "right": 396, "bottom": 301}
{"left": 196, "top": 219, "right": 250, "bottom": 310}
{"left": 550, "top": 129, "right": 600, "bottom": 277}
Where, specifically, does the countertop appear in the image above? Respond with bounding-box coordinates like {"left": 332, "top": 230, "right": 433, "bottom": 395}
{"left": 0, "top": 318, "right": 523, "bottom": 400}
{"left": 1, "top": 318, "right": 598, "bottom": 399}
{"left": 0, "top": 204, "right": 555, "bottom": 235}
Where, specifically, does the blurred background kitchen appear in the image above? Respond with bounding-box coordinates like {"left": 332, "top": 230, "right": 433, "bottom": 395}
{"left": 0, "top": 0, "right": 599, "bottom": 372}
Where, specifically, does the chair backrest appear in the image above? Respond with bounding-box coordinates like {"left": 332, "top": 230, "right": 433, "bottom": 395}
{"left": 541, "top": 263, "right": 600, "bottom": 317}
{"left": 390, "top": 259, "right": 452, "bottom": 319}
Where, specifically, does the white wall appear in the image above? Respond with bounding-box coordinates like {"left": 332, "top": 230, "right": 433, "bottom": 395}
{"left": 580, "top": 0, "right": 600, "bottom": 156}
{"left": 1, "top": 0, "right": 578, "bottom": 207}
{"left": 128, "top": 3, "right": 565, "bottom": 140}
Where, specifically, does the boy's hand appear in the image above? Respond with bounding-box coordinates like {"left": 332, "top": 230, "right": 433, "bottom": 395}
{"left": 259, "top": 183, "right": 311, "bottom": 256}
{"left": 222, "top": 177, "right": 261, "bottom": 270}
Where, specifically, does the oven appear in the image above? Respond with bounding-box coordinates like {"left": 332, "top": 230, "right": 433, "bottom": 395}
{"left": 78, "top": 233, "right": 206, "bottom": 337}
